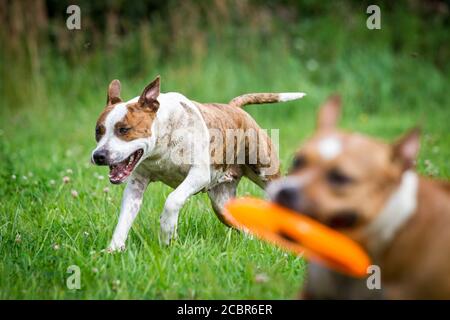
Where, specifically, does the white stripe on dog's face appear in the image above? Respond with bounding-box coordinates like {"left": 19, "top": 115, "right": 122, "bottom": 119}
{"left": 97, "top": 101, "right": 128, "bottom": 148}
{"left": 317, "top": 136, "right": 342, "bottom": 160}
{"left": 94, "top": 100, "right": 129, "bottom": 151}
{"left": 104, "top": 102, "right": 129, "bottom": 140}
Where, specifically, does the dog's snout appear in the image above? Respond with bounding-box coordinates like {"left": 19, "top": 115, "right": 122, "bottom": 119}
{"left": 93, "top": 150, "right": 109, "bottom": 166}
{"left": 273, "top": 186, "right": 300, "bottom": 210}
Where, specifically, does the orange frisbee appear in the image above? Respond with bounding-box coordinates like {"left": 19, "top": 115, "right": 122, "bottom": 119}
{"left": 224, "top": 197, "right": 371, "bottom": 278}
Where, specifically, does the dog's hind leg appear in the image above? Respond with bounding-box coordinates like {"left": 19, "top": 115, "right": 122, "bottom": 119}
{"left": 207, "top": 179, "right": 241, "bottom": 228}
{"left": 244, "top": 164, "right": 281, "bottom": 190}
{"left": 160, "top": 167, "right": 210, "bottom": 245}
{"left": 243, "top": 129, "right": 281, "bottom": 189}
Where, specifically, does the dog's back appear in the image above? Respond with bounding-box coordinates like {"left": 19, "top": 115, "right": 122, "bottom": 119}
{"left": 195, "top": 101, "right": 280, "bottom": 186}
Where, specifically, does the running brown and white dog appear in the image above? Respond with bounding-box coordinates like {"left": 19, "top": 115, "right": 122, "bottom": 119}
{"left": 267, "top": 96, "right": 450, "bottom": 299}
{"left": 92, "top": 75, "right": 305, "bottom": 250}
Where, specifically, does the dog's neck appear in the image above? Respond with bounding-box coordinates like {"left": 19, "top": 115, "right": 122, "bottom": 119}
{"left": 363, "top": 170, "right": 419, "bottom": 256}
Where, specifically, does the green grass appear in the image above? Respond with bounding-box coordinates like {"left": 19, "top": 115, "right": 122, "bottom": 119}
{"left": 0, "top": 7, "right": 449, "bottom": 299}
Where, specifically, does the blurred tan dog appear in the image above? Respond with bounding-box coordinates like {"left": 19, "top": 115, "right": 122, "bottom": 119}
{"left": 267, "top": 96, "right": 450, "bottom": 299}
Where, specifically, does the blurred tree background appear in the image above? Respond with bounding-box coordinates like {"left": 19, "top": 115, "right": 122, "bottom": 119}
{"left": 1, "top": 0, "right": 448, "bottom": 110}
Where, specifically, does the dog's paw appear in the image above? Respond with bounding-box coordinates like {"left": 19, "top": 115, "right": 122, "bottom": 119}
{"left": 160, "top": 232, "right": 176, "bottom": 246}
{"left": 160, "top": 217, "right": 178, "bottom": 246}
{"left": 159, "top": 226, "right": 178, "bottom": 246}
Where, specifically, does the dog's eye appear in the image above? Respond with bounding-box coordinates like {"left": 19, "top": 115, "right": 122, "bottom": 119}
{"left": 118, "top": 127, "right": 131, "bottom": 135}
{"left": 327, "top": 169, "right": 353, "bottom": 186}
{"left": 95, "top": 125, "right": 105, "bottom": 142}
{"left": 291, "top": 155, "right": 306, "bottom": 171}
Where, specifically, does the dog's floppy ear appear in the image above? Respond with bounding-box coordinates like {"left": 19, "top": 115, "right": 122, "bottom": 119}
{"left": 138, "top": 75, "right": 160, "bottom": 111}
{"left": 392, "top": 127, "right": 420, "bottom": 170}
{"left": 107, "top": 79, "right": 122, "bottom": 105}
{"left": 317, "top": 95, "right": 341, "bottom": 130}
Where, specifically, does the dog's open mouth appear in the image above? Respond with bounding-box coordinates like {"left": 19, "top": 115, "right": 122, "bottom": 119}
{"left": 109, "top": 149, "right": 143, "bottom": 184}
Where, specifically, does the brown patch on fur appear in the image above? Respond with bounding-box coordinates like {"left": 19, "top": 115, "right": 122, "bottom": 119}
{"left": 97, "top": 105, "right": 114, "bottom": 126}
{"left": 95, "top": 104, "right": 115, "bottom": 142}
{"left": 95, "top": 101, "right": 156, "bottom": 142}
{"left": 194, "top": 101, "right": 280, "bottom": 182}
{"left": 115, "top": 102, "right": 156, "bottom": 141}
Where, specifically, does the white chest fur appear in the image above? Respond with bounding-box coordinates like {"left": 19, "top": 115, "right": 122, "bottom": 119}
{"left": 364, "top": 170, "right": 419, "bottom": 255}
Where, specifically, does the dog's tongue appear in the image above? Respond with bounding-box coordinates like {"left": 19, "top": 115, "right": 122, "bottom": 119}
{"left": 109, "top": 162, "right": 131, "bottom": 184}
{"left": 107, "top": 149, "right": 143, "bottom": 184}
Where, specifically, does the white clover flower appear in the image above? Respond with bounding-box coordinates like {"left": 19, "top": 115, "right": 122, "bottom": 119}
{"left": 112, "top": 279, "right": 121, "bottom": 291}
{"left": 254, "top": 273, "right": 270, "bottom": 283}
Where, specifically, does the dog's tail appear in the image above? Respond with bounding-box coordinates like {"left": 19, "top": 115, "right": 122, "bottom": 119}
{"left": 229, "top": 92, "right": 306, "bottom": 108}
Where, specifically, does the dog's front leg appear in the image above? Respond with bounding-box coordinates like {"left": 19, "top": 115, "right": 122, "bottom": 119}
{"left": 108, "top": 174, "right": 150, "bottom": 252}
{"left": 160, "top": 168, "right": 209, "bottom": 245}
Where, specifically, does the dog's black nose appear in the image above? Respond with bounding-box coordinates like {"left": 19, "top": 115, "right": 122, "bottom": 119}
{"left": 93, "top": 150, "right": 108, "bottom": 165}
{"left": 273, "top": 186, "right": 301, "bottom": 212}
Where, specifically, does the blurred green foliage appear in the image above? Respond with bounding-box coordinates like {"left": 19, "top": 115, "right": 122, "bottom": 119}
{"left": 0, "top": 0, "right": 448, "bottom": 110}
